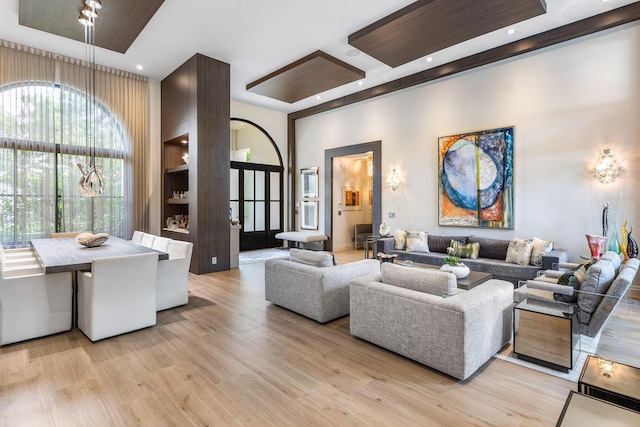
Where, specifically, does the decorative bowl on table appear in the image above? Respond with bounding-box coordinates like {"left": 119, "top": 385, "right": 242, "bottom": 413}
{"left": 75, "top": 232, "right": 109, "bottom": 247}
{"left": 440, "top": 262, "right": 470, "bottom": 279}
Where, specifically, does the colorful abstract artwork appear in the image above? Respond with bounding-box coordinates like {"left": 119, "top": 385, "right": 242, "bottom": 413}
{"left": 438, "top": 127, "right": 514, "bottom": 229}
{"left": 342, "top": 186, "right": 362, "bottom": 211}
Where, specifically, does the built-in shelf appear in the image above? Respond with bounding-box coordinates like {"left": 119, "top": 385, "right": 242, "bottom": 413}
{"left": 166, "top": 164, "right": 189, "bottom": 174}
{"left": 167, "top": 198, "right": 189, "bottom": 204}
{"left": 162, "top": 227, "right": 189, "bottom": 234}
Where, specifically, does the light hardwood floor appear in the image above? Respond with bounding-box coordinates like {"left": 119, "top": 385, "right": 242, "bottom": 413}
{"left": 3, "top": 249, "right": 631, "bottom": 426}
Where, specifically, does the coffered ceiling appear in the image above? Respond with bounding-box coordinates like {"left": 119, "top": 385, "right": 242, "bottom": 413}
{"left": 0, "top": 0, "right": 638, "bottom": 113}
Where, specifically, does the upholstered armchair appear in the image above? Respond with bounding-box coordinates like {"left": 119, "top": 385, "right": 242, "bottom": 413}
{"left": 156, "top": 240, "right": 193, "bottom": 311}
{"left": 78, "top": 252, "right": 158, "bottom": 341}
{"left": 514, "top": 252, "right": 639, "bottom": 337}
{"left": 265, "top": 249, "right": 380, "bottom": 323}
{"left": 354, "top": 223, "right": 372, "bottom": 250}
{"left": 0, "top": 269, "right": 72, "bottom": 345}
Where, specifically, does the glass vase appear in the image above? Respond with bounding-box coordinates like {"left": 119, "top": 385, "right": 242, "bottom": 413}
{"left": 608, "top": 223, "right": 620, "bottom": 254}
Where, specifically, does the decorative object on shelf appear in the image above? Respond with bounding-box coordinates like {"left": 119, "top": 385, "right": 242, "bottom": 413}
{"left": 166, "top": 217, "right": 180, "bottom": 229}
{"left": 608, "top": 222, "right": 621, "bottom": 254}
{"left": 628, "top": 226, "right": 638, "bottom": 259}
{"left": 592, "top": 148, "right": 625, "bottom": 184}
{"left": 379, "top": 221, "right": 390, "bottom": 237}
{"left": 602, "top": 202, "right": 609, "bottom": 237}
{"left": 387, "top": 168, "right": 400, "bottom": 192}
{"left": 182, "top": 152, "right": 189, "bottom": 164}
{"left": 621, "top": 219, "right": 629, "bottom": 262}
{"left": 586, "top": 234, "right": 607, "bottom": 259}
{"left": 438, "top": 127, "right": 514, "bottom": 229}
{"left": 441, "top": 253, "right": 470, "bottom": 279}
{"left": 342, "top": 186, "right": 362, "bottom": 211}
{"left": 301, "top": 167, "right": 318, "bottom": 198}
{"left": 597, "top": 357, "right": 616, "bottom": 378}
{"left": 77, "top": 0, "right": 105, "bottom": 198}
{"left": 75, "top": 232, "right": 109, "bottom": 248}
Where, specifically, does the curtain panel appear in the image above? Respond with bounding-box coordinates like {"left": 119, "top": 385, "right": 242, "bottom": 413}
{"left": 0, "top": 40, "right": 149, "bottom": 243}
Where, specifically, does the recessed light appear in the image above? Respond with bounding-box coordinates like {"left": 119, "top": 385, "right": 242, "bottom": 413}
{"left": 345, "top": 49, "right": 361, "bottom": 57}
{"left": 180, "top": 139, "right": 188, "bottom": 144}
{"left": 426, "top": 56, "right": 433, "bottom": 62}
{"left": 136, "top": 64, "right": 143, "bottom": 70}
{"left": 358, "top": 81, "right": 363, "bottom": 86}
{"left": 315, "top": 95, "right": 321, "bottom": 100}
{"left": 506, "top": 28, "right": 516, "bottom": 35}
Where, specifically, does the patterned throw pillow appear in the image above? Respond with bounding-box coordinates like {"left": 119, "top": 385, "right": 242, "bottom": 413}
{"left": 505, "top": 237, "right": 534, "bottom": 266}
{"left": 554, "top": 259, "right": 594, "bottom": 302}
{"left": 530, "top": 237, "right": 554, "bottom": 267}
{"left": 406, "top": 231, "right": 429, "bottom": 252}
{"left": 449, "top": 239, "right": 480, "bottom": 259}
{"left": 394, "top": 230, "right": 407, "bottom": 250}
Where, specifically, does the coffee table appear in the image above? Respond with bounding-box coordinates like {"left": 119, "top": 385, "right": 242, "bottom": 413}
{"left": 578, "top": 355, "right": 640, "bottom": 412}
{"left": 556, "top": 391, "right": 640, "bottom": 426}
{"left": 398, "top": 261, "right": 492, "bottom": 290}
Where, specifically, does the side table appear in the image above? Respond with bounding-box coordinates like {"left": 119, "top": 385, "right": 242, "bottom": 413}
{"left": 364, "top": 235, "right": 392, "bottom": 259}
{"left": 578, "top": 355, "right": 640, "bottom": 412}
{"left": 513, "top": 298, "right": 580, "bottom": 372}
{"left": 556, "top": 391, "right": 640, "bottom": 426}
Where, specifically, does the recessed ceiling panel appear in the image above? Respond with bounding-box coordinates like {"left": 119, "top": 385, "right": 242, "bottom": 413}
{"left": 348, "top": 0, "right": 547, "bottom": 68}
{"left": 246, "top": 51, "right": 365, "bottom": 104}
{"left": 19, "top": 0, "right": 165, "bottom": 54}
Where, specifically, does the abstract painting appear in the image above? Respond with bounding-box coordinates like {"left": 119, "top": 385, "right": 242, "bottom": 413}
{"left": 342, "top": 186, "right": 361, "bottom": 211}
{"left": 438, "top": 127, "right": 514, "bottom": 229}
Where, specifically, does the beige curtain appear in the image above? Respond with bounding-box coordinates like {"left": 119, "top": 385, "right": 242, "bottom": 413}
{"left": 0, "top": 39, "right": 149, "bottom": 242}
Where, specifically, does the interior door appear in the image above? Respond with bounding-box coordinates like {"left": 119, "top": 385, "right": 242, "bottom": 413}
{"left": 230, "top": 162, "right": 283, "bottom": 251}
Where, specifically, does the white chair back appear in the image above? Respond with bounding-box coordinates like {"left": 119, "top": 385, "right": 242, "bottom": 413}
{"left": 78, "top": 252, "right": 158, "bottom": 341}
{"left": 151, "top": 237, "right": 171, "bottom": 253}
{"left": 140, "top": 233, "right": 155, "bottom": 248}
{"left": 131, "top": 231, "right": 144, "bottom": 244}
{"left": 156, "top": 240, "right": 193, "bottom": 311}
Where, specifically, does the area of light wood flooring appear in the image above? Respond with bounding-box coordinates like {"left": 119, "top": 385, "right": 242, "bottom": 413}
{"left": 1, "top": 249, "right": 636, "bottom": 426}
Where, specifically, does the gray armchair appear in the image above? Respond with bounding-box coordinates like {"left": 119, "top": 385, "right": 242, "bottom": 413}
{"left": 354, "top": 223, "right": 372, "bottom": 250}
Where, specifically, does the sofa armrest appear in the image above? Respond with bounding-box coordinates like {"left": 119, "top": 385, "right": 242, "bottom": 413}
{"left": 525, "top": 279, "right": 574, "bottom": 296}
{"left": 376, "top": 237, "right": 395, "bottom": 253}
{"left": 321, "top": 260, "right": 380, "bottom": 289}
{"left": 542, "top": 249, "right": 570, "bottom": 270}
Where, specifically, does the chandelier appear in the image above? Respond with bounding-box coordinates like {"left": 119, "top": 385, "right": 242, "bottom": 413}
{"left": 77, "top": 0, "right": 105, "bottom": 197}
{"left": 592, "top": 148, "right": 625, "bottom": 184}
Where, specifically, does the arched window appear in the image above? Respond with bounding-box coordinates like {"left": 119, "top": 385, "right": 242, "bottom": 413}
{"left": 0, "top": 83, "right": 125, "bottom": 245}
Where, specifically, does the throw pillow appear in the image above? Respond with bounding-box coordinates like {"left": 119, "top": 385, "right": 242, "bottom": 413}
{"left": 428, "top": 235, "right": 468, "bottom": 254}
{"left": 554, "top": 259, "right": 594, "bottom": 302}
{"left": 406, "top": 231, "right": 429, "bottom": 252}
{"left": 530, "top": 237, "right": 554, "bottom": 267}
{"left": 289, "top": 248, "right": 335, "bottom": 267}
{"left": 505, "top": 237, "right": 534, "bottom": 266}
{"left": 448, "top": 239, "right": 479, "bottom": 259}
{"left": 394, "top": 230, "right": 407, "bottom": 250}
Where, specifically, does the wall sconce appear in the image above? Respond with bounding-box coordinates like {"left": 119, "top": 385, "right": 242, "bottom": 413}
{"left": 597, "top": 357, "right": 615, "bottom": 377}
{"left": 387, "top": 168, "right": 400, "bottom": 192}
{"left": 592, "top": 148, "right": 625, "bottom": 184}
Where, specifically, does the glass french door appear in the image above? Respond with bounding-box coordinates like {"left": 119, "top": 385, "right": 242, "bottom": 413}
{"left": 230, "top": 162, "right": 283, "bottom": 251}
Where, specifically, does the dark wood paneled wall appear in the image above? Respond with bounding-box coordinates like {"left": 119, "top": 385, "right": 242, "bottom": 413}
{"left": 161, "top": 54, "right": 230, "bottom": 274}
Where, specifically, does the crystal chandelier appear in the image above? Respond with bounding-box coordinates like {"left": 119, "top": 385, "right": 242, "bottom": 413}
{"left": 592, "top": 148, "right": 625, "bottom": 184}
{"left": 77, "top": 0, "right": 105, "bottom": 197}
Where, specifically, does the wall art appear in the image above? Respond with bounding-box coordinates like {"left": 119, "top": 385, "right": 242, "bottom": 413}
{"left": 438, "top": 126, "right": 514, "bottom": 229}
{"left": 342, "top": 186, "right": 362, "bottom": 211}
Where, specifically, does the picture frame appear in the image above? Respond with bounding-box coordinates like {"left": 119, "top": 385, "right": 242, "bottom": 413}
{"left": 438, "top": 126, "right": 514, "bottom": 229}
{"left": 342, "top": 186, "right": 362, "bottom": 211}
{"left": 301, "top": 167, "right": 318, "bottom": 198}
{"left": 301, "top": 200, "right": 318, "bottom": 230}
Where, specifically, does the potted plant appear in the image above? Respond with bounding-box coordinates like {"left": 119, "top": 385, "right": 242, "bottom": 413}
{"left": 441, "top": 250, "right": 470, "bottom": 279}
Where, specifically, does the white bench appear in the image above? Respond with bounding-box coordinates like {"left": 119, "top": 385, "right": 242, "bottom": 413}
{"left": 275, "top": 231, "right": 328, "bottom": 250}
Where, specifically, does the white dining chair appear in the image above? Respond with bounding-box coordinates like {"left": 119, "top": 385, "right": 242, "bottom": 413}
{"left": 151, "top": 236, "right": 171, "bottom": 253}
{"left": 131, "top": 231, "right": 144, "bottom": 244}
{"left": 156, "top": 240, "right": 193, "bottom": 311}
{"left": 78, "top": 252, "right": 158, "bottom": 341}
{"left": 140, "top": 233, "right": 155, "bottom": 248}
{"left": 0, "top": 270, "right": 72, "bottom": 345}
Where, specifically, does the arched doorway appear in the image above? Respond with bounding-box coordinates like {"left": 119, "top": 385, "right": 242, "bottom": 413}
{"left": 230, "top": 118, "right": 284, "bottom": 251}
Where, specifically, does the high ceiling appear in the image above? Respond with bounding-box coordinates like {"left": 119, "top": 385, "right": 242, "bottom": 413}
{"left": 0, "top": 0, "right": 638, "bottom": 114}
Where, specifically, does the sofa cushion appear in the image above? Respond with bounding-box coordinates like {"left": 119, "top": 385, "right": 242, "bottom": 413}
{"left": 553, "top": 259, "right": 594, "bottom": 303}
{"left": 289, "top": 249, "right": 335, "bottom": 267}
{"left": 530, "top": 237, "right": 553, "bottom": 267}
{"left": 449, "top": 240, "right": 479, "bottom": 259}
{"left": 406, "top": 231, "right": 429, "bottom": 252}
{"left": 578, "top": 259, "right": 616, "bottom": 314}
{"left": 380, "top": 263, "right": 457, "bottom": 298}
{"left": 428, "top": 235, "right": 467, "bottom": 253}
{"left": 600, "top": 251, "right": 621, "bottom": 273}
{"left": 394, "top": 230, "right": 407, "bottom": 250}
{"left": 505, "top": 237, "right": 534, "bottom": 266}
{"left": 467, "top": 235, "right": 510, "bottom": 260}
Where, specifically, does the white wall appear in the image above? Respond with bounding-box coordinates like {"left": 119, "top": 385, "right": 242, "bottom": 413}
{"left": 295, "top": 23, "right": 640, "bottom": 264}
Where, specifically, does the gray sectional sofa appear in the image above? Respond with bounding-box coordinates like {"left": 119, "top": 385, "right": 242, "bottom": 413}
{"left": 350, "top": 263, "right": 514, "bottom": 380}
{"left": 377, "top": 235, "right": 569, "bottom": 285}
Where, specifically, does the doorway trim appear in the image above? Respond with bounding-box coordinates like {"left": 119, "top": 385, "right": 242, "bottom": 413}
{"left": 324, "top": 141, "right": 381, "bottom": 252}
